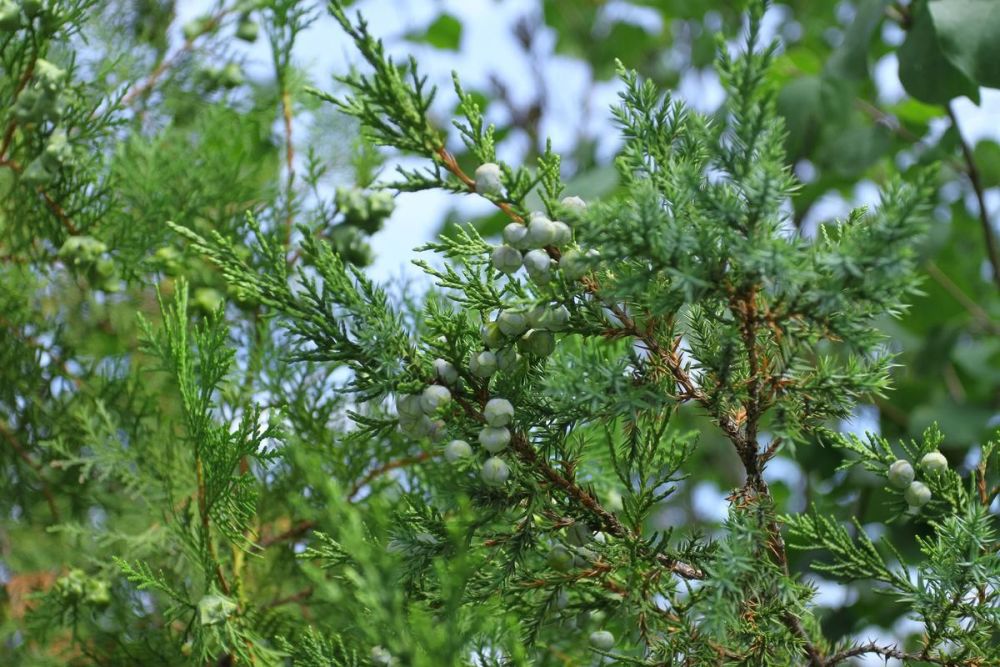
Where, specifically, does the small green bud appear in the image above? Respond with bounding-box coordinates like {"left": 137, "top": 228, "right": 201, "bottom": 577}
{"left": 444, "top": 439, "right": 472, "bottom": 462}
{"left": 0, "top": 0, "right": 22, "bottom": 31}
{"left": 21, "top": 157, "right": 52, "bottom": 187}
{"left": 420, "top": 385, "right": 451, "bottom": 413}
{"left": 589, "top": 630, "right": 615, "bottom": 650}
{"left": 480, "top": 322, "right": 506, "bottom": 350}
{"left": 526, "top": 216, "right": 557, "bottom": 247}
{"left": 235, "top": 14, "right": 258, "bottom": 42}
{"left": 21, "top": 0, "right": 43, "bottom": 18}
{"left": 474, "top": 162, "right": 503, "bottom": 196}
{"left": 920, "top": 450, "right": 948, "bottom": 474}
{"left": 43, "top": 128, "right": 72, "bottom": 169}
{"left": 547, "top": 545, "right": 573, "bottom": 572}
{"left": 84, "top": 579, "right": 111, "bottom": 607}
{"left": 497, "top": 310, "right": 528, "bottom": 337}
{"left": 478, "top": 426, "right": 510, "bottom": 453}
{"left": 182, "top": 16, "right": 212, "bottom": 41}
{"left": 491, "top": 245, "right": 523, "bottom": 274}
{"left": 433, "top": 358, "right": 459, "bottom": 385}
{"left": 219, "top": 62, "right": 243, "bottom": 88}
{"left": 904, "top": 480, "right": 931, "bottom": 508}
{"left": 469, "top": 350, "right": 498, "bottom": 378}
{"left": 887, "top": 460, "right": 914, "bottom": 489}
{"left": 197, "top": 594, "right": 237, "bottom": 626}
{"left": 518, "top": 329, "right": 555, "bottom": 357}
{"left": 57, "top": 569, "right": 87, "bottom": 600}
{"left": 34, "top": 58, "right": 66, "bottom": 91}
{"left": 503, "top": 222, "right": 529, "bottom": 249}
{"left": 483, "top": 398, "right": 513, "bottom": 427}
{"left": 481, "top": 456, "right": 510, "bottom": 485}
{"left": 193, "top": 287, "right": 224, "bottom": 313}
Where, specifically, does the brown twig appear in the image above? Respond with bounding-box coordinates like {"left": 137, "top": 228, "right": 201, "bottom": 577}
{"left": 947, "top": 104, "right": 1000, "bottom": 293}
{"left": 0, "top": 419, "right": 60, "bottom": 522}
{"left": 345, "top": 451, "right": 432, "bottom": 501}
{"left": 195, "top": 457, "right": 231, "bottom": 595}
{"left": 120, "top": 7, "right": 236, "bottom": 108}
{"left": 281, "top": 88, "right": 296, "bottom": 250}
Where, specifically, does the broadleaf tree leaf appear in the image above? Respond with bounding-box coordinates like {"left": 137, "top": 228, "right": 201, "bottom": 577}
{"left": 825, "top": 0, "right": 889, "bottom": 80}
{"left": 407, "top": 13, "right": 463, "bottom": 51}
{"left": 897, "top": 0, "right": 979, "bottom": 105}
{"left": 928, "top": 0, "right": 1000, "bottom": 89}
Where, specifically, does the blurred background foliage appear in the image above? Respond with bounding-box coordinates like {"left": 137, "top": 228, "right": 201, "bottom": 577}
{"left": 2, "top": 0, "right": 999, "bottom": 661}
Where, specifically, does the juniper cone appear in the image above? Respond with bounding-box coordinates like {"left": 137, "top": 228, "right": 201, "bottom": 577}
{"left": 3, "top": 0, "right": 1000, "bottom": 665}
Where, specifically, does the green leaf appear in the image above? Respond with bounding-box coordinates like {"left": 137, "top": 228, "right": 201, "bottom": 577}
{"left": 825, "top": 0, "right": 889, "bottom": 80}
{"left": 408, "top": 13, "right": 462, "bottom": 51}
{"left": 928, "top": 0, "right": 1000, "bottom": 89}
{"left": 897, "top": 0, "right": 980, "bottom": 104}
{"left": 777, "top": 76, "right": 824, "bottom": 159}
{"left": 972, "top": 140, "right": 1000, "bottom": 188}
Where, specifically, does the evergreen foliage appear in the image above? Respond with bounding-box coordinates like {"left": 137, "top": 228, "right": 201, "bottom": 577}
{"left": 1, "top": 0, "right": 998, "bottom": 665}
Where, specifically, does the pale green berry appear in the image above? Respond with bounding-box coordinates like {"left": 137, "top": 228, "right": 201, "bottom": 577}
{"left": 566, "top": 523, "right": 592, "bottom": 546}
{"left": 518, "top": 329, "right": 555, "bottom": 357}
{"left": 480, "top": 322, "right": 505, "bottom": 350}
{"left": 475, "top": 162, "right": 503, "bottom": 196}
{"left": 492, "top": 245, "right": 523, "bottom": 274}
{"left": 397, "top": 394, "right": 424, "bottom": 419}
{"left": 421, "top": 385, "right": 451, "bottom": 413}
{"left": 589, "top": 630, "right": 615, "bottom": 650}
{"left": 503, "top": 222, "right": 529, "bottom": 249}
{"left": 483, "top": 398, "right": 514, "bottom": 427}
{"left": 554, "top": 588, "right": 570, "bottom": 609}
{"left": 235, "top": 15, "right": 259, "bottom": 42}
{"left": 427, "top": 419, "right": 446, "bottom": 442}
{"left": 496, "top": 347, "right": 521, "bottom": 372}
{"left": 542, "top": 304, "right": 570, "bottom": 331}
{"left": 904, "top": 480, "right": 931, "bottom": 508}
{"left": 561, "top": 248, "right": 599, "bottom": 280}
{"left": 560, "top": 195, "right": 586, "bottom": 218}
{"left": 481, "top": 456, "right": 510, "bottom": 485}
{"left": 370, "top": 646, "right": 393, "bottom": 666}
{"left": 887, "top": 460, "right": 914, "bottom": 489}
{"left": 469, "top": 350, "right": 498, "bottom": 378}
{"left": 444, "top": 439, "right": 472, "bottom": 462}
{"left": 526, "top": 216, "right": 557, "bottom": 247}
{"left": 197, "top": 594, "right": 237, "bottom": 626}
{"left": 920, "top": 450, "right": 948, "bottom": 474}
{"left": 479, "top": 426, "right": 510, "bottom": 453}
{"left": 523, "top": 249, "right": 552, "bottom": 283}
{"left": 497, "top": 310, "right": 528, "bottom": 337}
{"left": 433, "top": 358, "right": 459, "bottom": 385}
{"left": 551, "top": 221, "right": 572, "bottom": 246}
{"left": 399, "top": 414, "right": 433, "bottom": 438}
{"left": 526, "top": 304, "right": 547, "bottom": 329}
{"left": 547, "top": 545, "right": 573, "bottom": 572}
